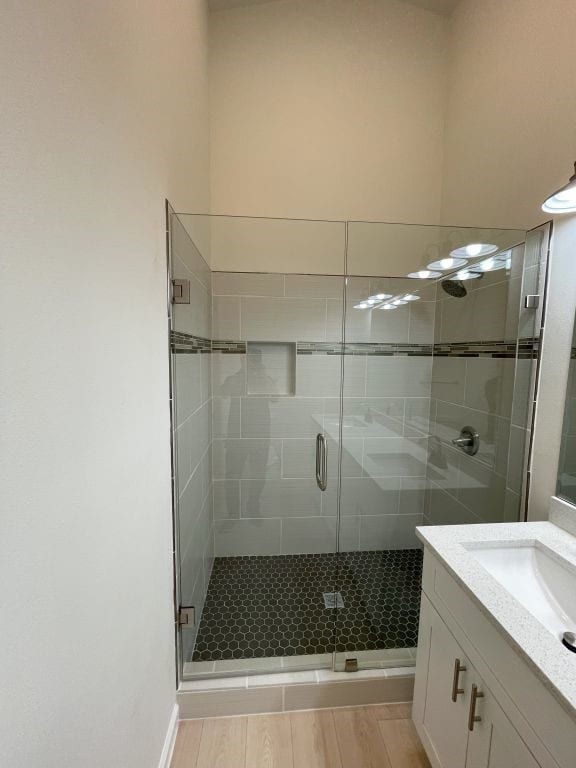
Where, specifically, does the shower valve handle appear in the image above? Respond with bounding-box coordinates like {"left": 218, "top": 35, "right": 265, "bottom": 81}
{"left": 452, "top": 436, "right": 473, "bottom": 447}
{"left": 451, "top": 426, "right": 480, "bottom": 456}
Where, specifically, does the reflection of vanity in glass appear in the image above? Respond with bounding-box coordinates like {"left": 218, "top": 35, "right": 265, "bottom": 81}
{"left": 557, "top": 318, "right": 576, "bottom": 502}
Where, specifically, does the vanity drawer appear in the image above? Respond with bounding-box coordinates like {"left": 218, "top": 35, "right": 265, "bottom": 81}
{"left": 422, "top": 549, "right": 576, "bottom": 768}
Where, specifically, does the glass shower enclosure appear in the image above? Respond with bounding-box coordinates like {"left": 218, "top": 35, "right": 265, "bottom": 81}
{"left": 167, "top": 208, "right": 546, "bottom": 681}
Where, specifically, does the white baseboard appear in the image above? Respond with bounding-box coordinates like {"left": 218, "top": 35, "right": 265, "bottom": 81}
{"left": 158, "top": 703, "right": 179, "bottom": 768}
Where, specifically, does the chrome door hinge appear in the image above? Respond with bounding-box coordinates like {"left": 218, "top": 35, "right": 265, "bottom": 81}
{"left": 172, "top": 278, "right": 190, "bottom": 304}
{"left": 178, "top": 606, "right": 195, "bottom": 627}
{"left": 344, "top": 658, "right": 358, "bottom": 673}
{"left": 524, "top": 294, "right": 540, "bottom": 309}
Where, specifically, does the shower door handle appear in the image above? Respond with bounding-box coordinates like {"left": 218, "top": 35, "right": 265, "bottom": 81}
{"left": 316, "top": 433, "right": 328, "bottom": 491}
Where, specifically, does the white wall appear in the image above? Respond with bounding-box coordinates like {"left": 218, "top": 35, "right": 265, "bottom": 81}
{"left": 441, "top": 0, "right": 576, "bottom": 230}
{"left": 209, "top": 0, "right": 448, "bottom": 224}
{"left": 210, "top": 0, "right": 576, "bottom": 237}
{"left": 0, "top": 2, "right": 209, "bottom": 767}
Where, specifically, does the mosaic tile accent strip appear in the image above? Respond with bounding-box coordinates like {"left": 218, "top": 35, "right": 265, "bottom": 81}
{"left": 209, "top": 339, "right": 540, "bottom": 358}
{"left": 212, "top": 340, "right": 247, "bottom": 354}
{"left": 433, "top": 337, "right": 539, "bottom": 359}
{"left": 297, "top": 342, "right": 433, "bottom": 356}
{"left": 191, "top": 549, "right": 422, "bottom": 662}
{"left": 171, "top": 331, "right": 211, "bottom": 354}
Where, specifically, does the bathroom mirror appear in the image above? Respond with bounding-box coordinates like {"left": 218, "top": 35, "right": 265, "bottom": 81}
{"left": 556, "top": 316, "right": 576, "bottom": 504}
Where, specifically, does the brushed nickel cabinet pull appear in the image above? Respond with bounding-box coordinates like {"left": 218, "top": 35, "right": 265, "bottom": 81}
{"left": 468, "top": 683, "right": 484, "bottom": 731}
{"left": 451, "top": 658, "right": 467, "bottom": 702}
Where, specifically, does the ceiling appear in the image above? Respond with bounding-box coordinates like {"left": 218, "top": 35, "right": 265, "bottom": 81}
{"left": 209, "top": 0, "right": 461, "bottom": 14}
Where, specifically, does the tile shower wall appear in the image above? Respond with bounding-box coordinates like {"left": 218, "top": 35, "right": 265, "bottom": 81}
{"left": 211, "top": 272, "right": 341, "bottom": 557}
{"left": 424, "top": 244, "right": 532, "bottom": 527}
{"left": 212, "top": 273, "right": 435, "bottom": 556}
{"left": 171, "top": 216, "right": 213, "bottom": 658}
{"left": 506, "top": 226, "right": 549, "bottom": 514}
{"left": 338, "top": 277, "right": 435, "bottom": 552}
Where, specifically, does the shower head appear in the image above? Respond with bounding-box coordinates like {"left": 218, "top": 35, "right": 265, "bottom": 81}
{"left": 441, "top": 279, "right": 467, "bottom": 298}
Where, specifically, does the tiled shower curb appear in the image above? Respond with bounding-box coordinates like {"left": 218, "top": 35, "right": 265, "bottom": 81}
{"left": 177, "top": 667, "right": 414, "bottom": 719}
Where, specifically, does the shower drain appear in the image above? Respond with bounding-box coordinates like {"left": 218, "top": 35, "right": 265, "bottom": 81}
{"left": 323, "top": 591, "right": 345, "bottom": 609}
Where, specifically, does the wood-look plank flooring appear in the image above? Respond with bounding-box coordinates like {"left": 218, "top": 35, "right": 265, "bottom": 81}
{"left": 171, "top": 703, "right": 431, "bottom": 768}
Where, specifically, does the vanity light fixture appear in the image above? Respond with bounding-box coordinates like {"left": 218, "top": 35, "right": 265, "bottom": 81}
{"left": 450, "top": 243, "right": 497, "bottom": 259}
{"left": 407, "top": 270, "right": 442, "bottom": 279}
{"left": 392, "top": 299, "right": 408, "bottom": 306}
{"left": 379, "top": 304, "right": 398, "bottom": 310}
{"left": 402, "top": 294, "right": 420, "bottom": 301}
{"left": 370, "top": 293, "right": 392, "bottom": 301}
{"left": 542, "top": 161, "right": 576, "bottom": 214}
{"left": 427, "top": 257, "right": 467, "bottom": 271}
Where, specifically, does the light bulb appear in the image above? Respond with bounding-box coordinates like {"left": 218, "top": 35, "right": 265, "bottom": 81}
{"left": 542, "top": 162, "right": 576, "bottom": 213}
{"left": 475, "top": 257, "right": 506, "bottom": 273}
{"left": 428, "top": 257, "right": 467, "bottom": 271}
{"left": 455, "top": 270, "right": 482, "bottom": 281}
{"left": 450, "top": 243, "right": 498, "bottom": 259}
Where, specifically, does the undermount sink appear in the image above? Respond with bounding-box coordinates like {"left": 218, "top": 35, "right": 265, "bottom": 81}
{"left": 465, "top": 542, "right": 576, "bottom": 642}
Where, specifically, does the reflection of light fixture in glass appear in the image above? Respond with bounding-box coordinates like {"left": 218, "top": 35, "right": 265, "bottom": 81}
{"left": 455, "top": 269, "right": 482, "bottom": 281}
{"left": 354, "top": 303, "right": 370, "bottom": 309}
{"left": 474, "top": 256, "right": 507, "bottom": 273}
{"left": 407, "top": 270, "right": 442, "bottom": 279}
{"left": 392, "top": 299, "right": 408, "bottom": 306}
{"left": 428, "top": 257, "right": 467, "bottom": 271}
{"left": 450, "top": 243, "right": 497, "bottom": 259}
{"left": 369, "top": 293, "right": 392, "bottom": 301}
{"left": 365, "top": 298, "right": 379, "bottom": 305}
{"left": 542, "top": 162, "right": 576, "bottom": 213}
{"left": 379, "top": 304, "right": 397, "bottom": 310}
{"left": 402, "top": 294, "right": 420, "bottom": 301}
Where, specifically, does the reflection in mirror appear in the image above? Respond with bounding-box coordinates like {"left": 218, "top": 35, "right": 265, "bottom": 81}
{"left": 557, "top": 318, "right": 576, "bottom": 505}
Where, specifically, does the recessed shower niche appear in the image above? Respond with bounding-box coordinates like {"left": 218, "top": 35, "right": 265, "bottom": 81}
{"left": 247, "top": 341, "right": 296, "bottom": 396}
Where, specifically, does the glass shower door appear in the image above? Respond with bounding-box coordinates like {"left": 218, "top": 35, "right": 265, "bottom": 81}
{"left": 333, "top": 273, "right": 435, "bottom": 671}
{"left": 334, "top": 221, "right": 530, "bottom": 672}
{"left": 172, "top": 213, "right": 347, "bottom": 679}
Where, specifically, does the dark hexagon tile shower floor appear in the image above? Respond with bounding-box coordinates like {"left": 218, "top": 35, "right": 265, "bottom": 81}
{"left": 191, "top": 549, "right": 422, "bottom": 662}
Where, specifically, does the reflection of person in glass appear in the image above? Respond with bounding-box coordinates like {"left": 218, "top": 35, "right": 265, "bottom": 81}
{"left": 222, "top": 347, "right": 279, "bottom": 524}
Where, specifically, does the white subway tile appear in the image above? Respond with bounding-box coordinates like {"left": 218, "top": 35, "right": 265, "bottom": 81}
{"left": 280, "top": 516, "right": 338, "bottom": 554}
{"left": 213, "top": 295, "right": 241, "bottom": 339}
{"left": 241, "top": 297, "right": 327, "bottom": 341}
{"left": 241, "top": 478, "right": 321, "bottom": 518}
{"left": 213, "top": 271, "right": 284, "bottom": 297}
{"left": 241, "top": 397, "right": 323, "bottom": 439}
{"left": 212, "top": 438, "right": 282, "bottom": 479}
{"left": 213, "top": 518, "right": 282, "bottom": 556}
{"left": 358, "top": 514, "right": 422, "bottom": 550}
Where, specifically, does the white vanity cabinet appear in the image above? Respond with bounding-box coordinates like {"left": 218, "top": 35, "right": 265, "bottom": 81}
{"left": 413, "top": 549, "right": 576, "bottom": 768}
{"left": 465, "top": 674, "right": 540, "bottom": 768}
{"left": 414, "top": 594, "right": 540, "bottom": 768}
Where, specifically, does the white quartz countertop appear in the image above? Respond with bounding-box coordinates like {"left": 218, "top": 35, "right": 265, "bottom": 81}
{"left": 416, "top": 520, "right": 576, "bottom": 718}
